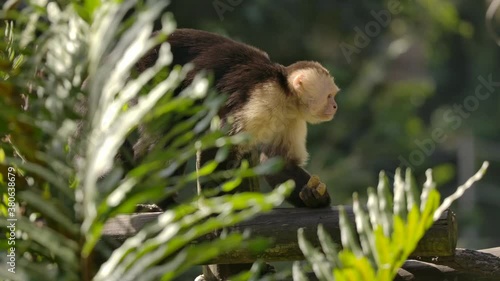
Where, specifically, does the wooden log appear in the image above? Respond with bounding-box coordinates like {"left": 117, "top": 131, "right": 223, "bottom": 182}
{"left": 395, "top": 247, "right": 500, "bottom": 281}
{"left": 102, "top": 207, "right": 457, "bottom": 263}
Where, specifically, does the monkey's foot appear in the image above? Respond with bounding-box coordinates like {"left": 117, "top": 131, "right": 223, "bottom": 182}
{"left": 299, "top": 175, "right": 331, "bottom": 208}
{"left": 194, "top": 275, "right": 205, "bottom": 281}
{"left": 134, "top": 204, "right": 163, "bottom": 213}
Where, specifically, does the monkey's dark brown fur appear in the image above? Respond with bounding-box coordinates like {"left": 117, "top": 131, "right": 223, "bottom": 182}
{"left": 136, "top": 28, "right": 339, "bottom": 208}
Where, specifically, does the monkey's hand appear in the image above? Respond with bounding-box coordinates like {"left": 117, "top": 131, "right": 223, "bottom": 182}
{"left": 298, "top": 175, "right": 331, "bottom": 208}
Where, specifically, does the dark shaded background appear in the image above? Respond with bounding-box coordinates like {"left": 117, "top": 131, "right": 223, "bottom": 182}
{"left": 166, "top": 0, "right": 499, "bottom": 250}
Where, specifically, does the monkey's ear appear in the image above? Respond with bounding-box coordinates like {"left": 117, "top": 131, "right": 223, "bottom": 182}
{"left": 292, "top": 74, "right": 304, "bottom": 91}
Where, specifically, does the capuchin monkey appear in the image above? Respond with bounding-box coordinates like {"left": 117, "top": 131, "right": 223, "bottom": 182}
{"left": 135, "top": 28, "right": 339, "bottom": 208}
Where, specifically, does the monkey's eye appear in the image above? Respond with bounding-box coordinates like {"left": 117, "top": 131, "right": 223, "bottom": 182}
{"left": 327, "top": 94, "right": 333, "bottom": 99}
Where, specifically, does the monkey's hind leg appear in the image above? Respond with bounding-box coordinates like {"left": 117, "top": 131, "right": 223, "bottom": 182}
{"left": 196, "top": 147, "right": 261, "bottom": 281}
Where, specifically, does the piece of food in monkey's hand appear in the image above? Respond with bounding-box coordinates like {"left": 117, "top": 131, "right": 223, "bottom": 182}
{"left": 316, "top": 183, "right": 327, "bottom": 196}
{"left": 306, "top": 175, "right": 326, "bottom": 196}
{"left": 298, "top": 175, "right": 330, "bottom": 207}
{"left": 298, "top": 184, "right": 330, "bottom": 207}
{"left": 307, "top": 175, "right": 321, "bottom": 189}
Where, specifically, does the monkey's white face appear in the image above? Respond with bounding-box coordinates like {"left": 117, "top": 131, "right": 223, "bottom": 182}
{"left": 291, "top": 69, "right": 339, "bottom": 124}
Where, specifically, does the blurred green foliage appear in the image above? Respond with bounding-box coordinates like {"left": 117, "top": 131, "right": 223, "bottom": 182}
{"left": 0, "top": 1, "right": 292, "bottom": 280}
{"left": 298, "top": 163, "right": 487, "bottom": 281}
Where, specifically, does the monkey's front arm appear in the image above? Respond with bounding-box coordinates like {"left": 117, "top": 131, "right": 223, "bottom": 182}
{"left": 260, "top": 153, "right": 330, "bottom": 208}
